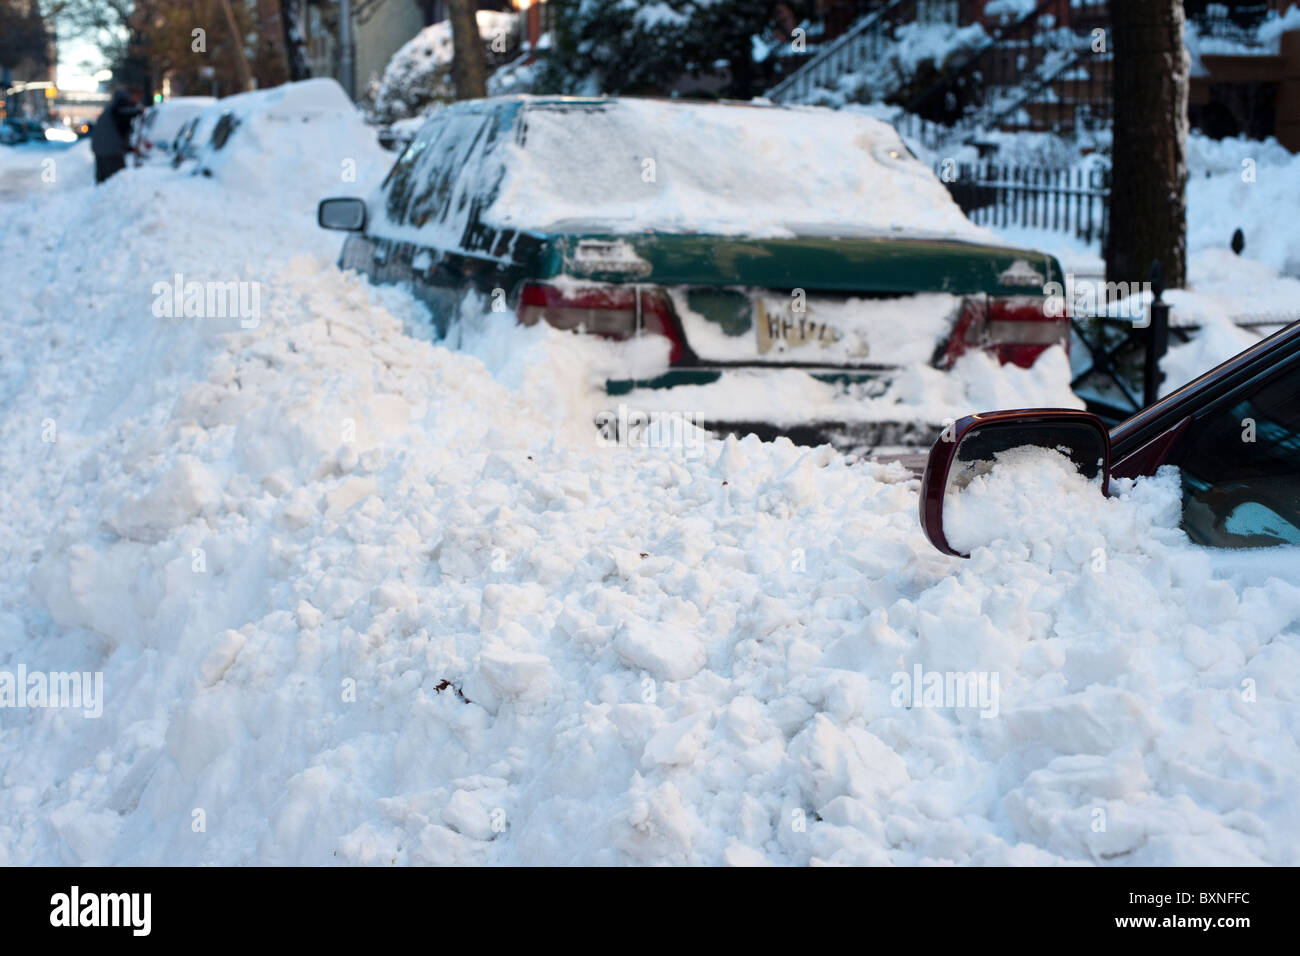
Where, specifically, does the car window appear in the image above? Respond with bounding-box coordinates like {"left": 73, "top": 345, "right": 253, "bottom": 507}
{"left": 404, "top": 113, "right": 488, "bottom": 229}
{"left": 382, "top": 107, "right": 511, "bottom": 246}
{"left": 383, "top": 120, "right": 439, "bottom": 226}
{"left": 1173, "top": 361, "right": 1300, "bottom": 548}
{"left": 210, "top": 111, "right": 239, "bottom": 149}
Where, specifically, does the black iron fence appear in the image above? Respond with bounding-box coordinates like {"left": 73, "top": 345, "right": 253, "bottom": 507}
{"left": 937, "top": 161, "right": 1111, "bottom": 245}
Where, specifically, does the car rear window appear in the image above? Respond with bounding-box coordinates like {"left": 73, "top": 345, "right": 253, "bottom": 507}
{"left": 490, "top": 99, "right": 991, "bottom": 242}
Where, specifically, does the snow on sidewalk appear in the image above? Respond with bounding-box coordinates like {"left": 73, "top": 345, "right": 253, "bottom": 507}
{"left": 1, "top": 151, "right": 1298, "bottom": 866}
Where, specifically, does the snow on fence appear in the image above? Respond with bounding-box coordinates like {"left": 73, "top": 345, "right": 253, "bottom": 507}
{"left": 938, "top": 161, "right": 1111, "bottom": 245}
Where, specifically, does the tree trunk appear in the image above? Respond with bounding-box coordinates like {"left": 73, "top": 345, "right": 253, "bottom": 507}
{"left": 447, "top": 0, "right": 487, "bottom": 100}
{"left": 1106, "top": 0, "right": 1189, "bottom": 289}
{"left": 217, "top": 0, "right": 255, "bottom": 91}
{"left": 279, "top": 0, "right": 312, "bottom": 81}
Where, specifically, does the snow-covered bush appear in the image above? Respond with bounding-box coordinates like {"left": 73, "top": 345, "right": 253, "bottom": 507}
{"left": 537, "top": 0, "right": 772, "bottom": 97}
{"left": 364, "top": 11, "right": 520, "bottom": 125}
{"left": 799, "top": 20, "right": 990, "bottom": 110}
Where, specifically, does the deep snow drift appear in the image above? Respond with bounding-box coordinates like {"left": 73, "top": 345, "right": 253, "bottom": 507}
{"left": 1, "top": 142, "right": 1298, "bottom": 865}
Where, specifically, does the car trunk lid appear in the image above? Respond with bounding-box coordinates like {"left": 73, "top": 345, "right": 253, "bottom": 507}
{"left": 531, "top": 233, "right": 1064, "bottom": 371}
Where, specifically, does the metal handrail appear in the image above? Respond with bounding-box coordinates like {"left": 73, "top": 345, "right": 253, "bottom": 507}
{"left": 765, "top": 0, "right": 916, "bottom": 102}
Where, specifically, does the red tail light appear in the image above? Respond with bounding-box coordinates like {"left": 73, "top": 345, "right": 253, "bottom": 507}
{"left": 516, "top": 282, "right": 686, "bottom": 363}
{"left": 942, "top": 296, "right": 1068, "bottom": 370}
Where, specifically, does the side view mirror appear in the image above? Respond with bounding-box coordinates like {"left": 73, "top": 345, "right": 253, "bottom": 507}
{"left": 918, "top": 409, "right": 1111, "bottom": 557}
{"left": 318, "top": 197, "right": 367, "bottom": 232}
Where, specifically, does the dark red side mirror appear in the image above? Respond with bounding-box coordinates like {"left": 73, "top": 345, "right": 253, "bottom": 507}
{"left": 918, "top": 409, "right": 1112, "bottom": 557}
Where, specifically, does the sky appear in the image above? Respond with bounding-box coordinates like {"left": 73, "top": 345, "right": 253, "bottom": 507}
{"left": 55, "top": 32, "right": 107, "bottom": 92}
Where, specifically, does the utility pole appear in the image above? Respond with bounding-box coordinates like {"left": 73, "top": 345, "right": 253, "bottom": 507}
{"left": 339, "top": 0, "right": 356, "bottom": 99}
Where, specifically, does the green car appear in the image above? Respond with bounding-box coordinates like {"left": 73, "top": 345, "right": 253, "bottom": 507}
{"left": 320, "top": 95, "right": 1065, "bottom": 450}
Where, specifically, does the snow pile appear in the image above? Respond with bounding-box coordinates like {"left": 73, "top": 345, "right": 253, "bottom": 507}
{"left": 2, "top": 142, "right": 1299, "bottom": 867}
{"left": 0, "top": 139, "right": 93, "bottom": 199}
{"left": 615, "top": 346, "right": 1078, "bottom": 436}
{"left": 1187, "top": 134, "right": 1300, "bottom": 279}
{"left": 190, "top": 79, "right": 390, "bottom": 218}
{"left": 1157, "top": 249, "right": 1300, "bottom": 394}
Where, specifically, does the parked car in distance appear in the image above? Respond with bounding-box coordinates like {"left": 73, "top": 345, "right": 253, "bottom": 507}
{"left": 131, "top": 96, "right": 215, "bottom": 164}
{"left": 173, "top": 80, "right": 380, "bottom": 207}
{"left": 920, "top": 321, "right": 1300, "bottom": 554}
{"left": 319, "top": 96, "right": 1067, "bottom": 449}
{"left": 0, "top": 116, "right": 48, "bottom": 144}
{"left": 169, "top": 107, "right": 219, "bottom": 168}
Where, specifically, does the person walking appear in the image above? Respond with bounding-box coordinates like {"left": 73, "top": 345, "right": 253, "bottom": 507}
{"left": 91, "top": 88, "right": 142, "bottom": 184}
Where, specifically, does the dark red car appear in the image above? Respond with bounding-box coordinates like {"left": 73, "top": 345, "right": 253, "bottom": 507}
{"left": 920, "top": 322, "right": 1300, "bottom": 555}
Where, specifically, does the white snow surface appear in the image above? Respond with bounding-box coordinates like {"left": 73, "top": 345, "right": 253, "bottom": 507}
{"left": 1, "top": 141, "right": 1299, "bottom": 866}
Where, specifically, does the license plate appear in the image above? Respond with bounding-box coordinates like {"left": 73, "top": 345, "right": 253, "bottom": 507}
{"left": 755, "top": 298, "right": 843, "bottom": 356}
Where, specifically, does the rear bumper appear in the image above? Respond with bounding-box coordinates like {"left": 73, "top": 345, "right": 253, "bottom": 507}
{"left": 698, "top": 418, "right": 943, "bottom": 455}
{"left": 602, "top": 366, "right": 943, "bottom": 454}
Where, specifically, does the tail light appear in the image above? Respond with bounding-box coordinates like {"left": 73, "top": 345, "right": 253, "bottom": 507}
{"left": 516, "top": 282, "right": 686, "bottom": 364}
{"left": 942, "top": 295, "right": 1068, "bottom": 370}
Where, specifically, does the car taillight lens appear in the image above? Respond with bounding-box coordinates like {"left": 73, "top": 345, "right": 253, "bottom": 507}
{"left": 516, "top": 282, "right": 686, "bottom": 363}
{"left": 943, "top": 296, "right": 1068, "bottom": 370}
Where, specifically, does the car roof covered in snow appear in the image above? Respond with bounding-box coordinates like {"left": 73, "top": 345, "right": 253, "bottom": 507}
{"left": 375, "top": 95, "right": 1002, "bottom": 246}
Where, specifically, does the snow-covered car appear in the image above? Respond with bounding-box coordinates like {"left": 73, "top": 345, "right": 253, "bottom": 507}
{"left": 174, "top": 80, "right": 385, "bottom": 214}
{"left": 319, "top": 96, "right": 1068, "bottom": 449}
{"left": 921, "top": 321, "right": 1300, "bottom": 554}
{"left": 169, "top": 103, "right": 222, "bottom": 168}
{"left": 130, "top": 96, "right": 215, "bottom": 163}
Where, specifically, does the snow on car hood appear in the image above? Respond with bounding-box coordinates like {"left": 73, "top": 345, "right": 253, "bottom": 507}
{"left": 1, "top": 147, "right": 1298, "bottom": 866}
{"left": 488, "top": 98, "right": 1000, "bottom": 242}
